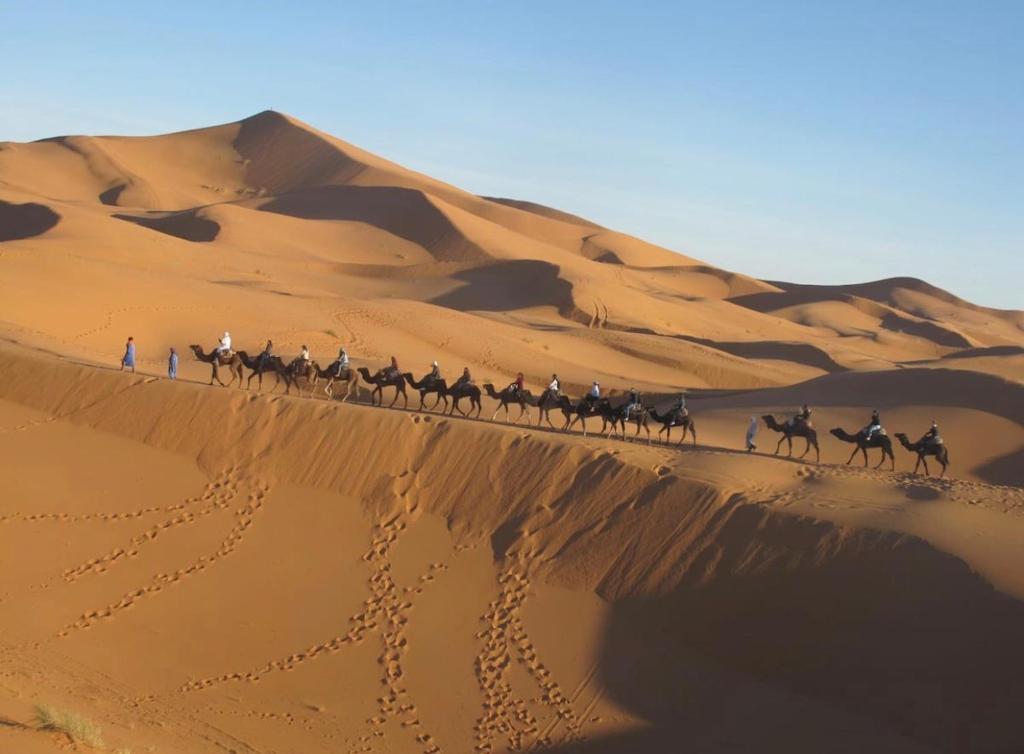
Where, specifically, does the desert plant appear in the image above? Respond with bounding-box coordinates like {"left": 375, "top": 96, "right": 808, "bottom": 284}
{"left": 33, "top": 704, "right": 105, "bottom": 748}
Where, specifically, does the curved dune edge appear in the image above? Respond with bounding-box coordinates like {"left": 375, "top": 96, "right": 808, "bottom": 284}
{"left": 0, "top": 199, "right": 60, "bottom": 241}
{"left": 1, "top": 346, "right": 1023, "bottom": 752}
{"left": 113, "top": 209, "right": 221, "bottom": 242}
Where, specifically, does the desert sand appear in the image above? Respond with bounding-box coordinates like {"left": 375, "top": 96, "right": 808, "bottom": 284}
{"left": 0, "top": 112, "right": 1022, "bottom": 753}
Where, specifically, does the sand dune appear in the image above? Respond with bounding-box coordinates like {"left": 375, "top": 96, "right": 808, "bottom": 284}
{"left": 0, "top": 112, "right": 1022, "bottom": 753}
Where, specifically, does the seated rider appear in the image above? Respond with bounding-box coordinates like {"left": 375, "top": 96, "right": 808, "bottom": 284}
{"left": 673, "top": 391, "right": 688, "bottom": 418}
{"left": 334, "top": 346, "right": 349, "bottom": 377}
{"left": 548, "top": 373, "right": 560, "bottom": 397}
{"left": 216, "top": 331, "right": 232, "bottom": 357}
{"left": 920, "top": 420, "right": 942, "bottom": 446}
{"left": 257, "top": 339, "right": 273, "bottom": 370}
{"left": 453, "top": 367, "right": 473, "bottom": 388}
{"left": 428, "top": 360, "right": 441, "bottom": 385}
{"left": 624, "top": 388, "right": 641, "bottom": 418}
{"left": 294, "top": 345, "right": 310, "bottom": 373}
{"left": 584, "top": 380, "right": 600, "bottom": 407}
{"left": 862, "top": 409, "right": 883, "bottom": 439}
{"left": 506, "top": 372, "right": 525, "bottom": 395}
{"left": 383, "top": 356, "right": 399, "bottom": 381}
{"left": 792, "top": 403, "right": 811, "bottom": 428}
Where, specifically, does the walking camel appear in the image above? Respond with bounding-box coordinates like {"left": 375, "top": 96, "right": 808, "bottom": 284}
{"left": 189, "top": 345, "right": 244, "bottom": 387}
{"left": 894, "top": 433, "right": 950, "bottom": 477}
{"left": 648, "top": 407, "right": 697, "bottom": 446}
{"left": 235, "top": 350, "right": 291, "bottom": 392}
{"left": 762, "top": 415, "right": 820, "bottom": 463}
{"left": 829, "top": 427, "right": 896, "bottom": 470}
{"left": 402, "top": 372, "right": 448, "bottom": 412}
{"left": 483, "top": 384, "right": 533, "bottom": 424}
{"left": 357, "top": 367, "right": 408, "bottom": 409}
{"left": 443, "top": 382, "right": 483, "bottom": 418}
{"left": 312, "top": 362, "right": 359, "bottom": 402}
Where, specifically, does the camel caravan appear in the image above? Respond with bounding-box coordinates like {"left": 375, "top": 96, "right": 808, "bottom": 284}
{"left": 186, "top": 337, "right": 950, "bottom": 477}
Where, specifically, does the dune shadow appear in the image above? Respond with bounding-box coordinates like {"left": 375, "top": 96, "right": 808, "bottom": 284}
{"left": 114, "top": 210, "right": 220, "bottom": 242}
{"left": 542, "top": 513, "right": 1024, "bottom": 753}
{"left": 257, "top": 185, "right": 489, "bottom": 262}
{"left": 0, "top": 200, "right": 60, "bottom": 241}
{"left": 431, "top": 259, "right": 575, "bottom": 313}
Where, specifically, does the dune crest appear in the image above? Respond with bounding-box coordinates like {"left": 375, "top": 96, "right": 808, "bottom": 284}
{"left": 1, "top": 112, "right": 1022, "bottom": 753}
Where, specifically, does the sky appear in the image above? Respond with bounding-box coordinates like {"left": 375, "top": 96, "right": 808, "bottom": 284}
{"left": 3, "top": 1, "right": 1021, "bottom": 308}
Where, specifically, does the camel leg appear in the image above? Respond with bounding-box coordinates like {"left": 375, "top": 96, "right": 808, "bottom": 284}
{"left": 846, "top": 447, "right": 858, "bottom": 465}
{"left": 774, "top": 435, "right": 785, "bottom": 456}
{"left": 861, "top": 447, "right": 869, "bottom": 467}
{"left": 786, "top": 436, "right": 794, "bottom": 457}
{"left": 921, "top": 456, "right": 931, "bottom": 476}
{"left": 799, "top": 438, "right": 811, "bottom": 459}
{"left": 491, "top": 403, "right": 503, "bottom": 422}
{"left": 874, "top": 451, "right": 886, "bottom": 469}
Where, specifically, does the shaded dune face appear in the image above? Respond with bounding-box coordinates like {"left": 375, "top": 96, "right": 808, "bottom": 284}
{"left": 114, "top": 209, "right": 221, "bottom": 242}
{"left": 257, "top": 185, "right": 490, "bottom": 263}
{"left": 0, "top": 110, "right": 1023, "bottom": 754}
{"left": 0, "top": 199, "right": 60, "bottom": 241}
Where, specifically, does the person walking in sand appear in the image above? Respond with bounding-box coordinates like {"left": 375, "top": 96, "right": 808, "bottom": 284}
{"left": 168, "top": 347, "right": 178, "bottom": 380}
{"left": 746, "top": 415, "right": 758, "bottom": 452}
{"left": 121, "top": 337, "right": 136, "bottom": 373}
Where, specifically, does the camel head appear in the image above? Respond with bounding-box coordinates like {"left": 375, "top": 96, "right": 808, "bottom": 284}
{"left": 356, "top": 367, "right": 374, "bottom": 383}
{"left": 188, "top": 344, "right": 203, "bottom": 358}
{"left": 829, "top": 428, "right": 845, "bottom": 440}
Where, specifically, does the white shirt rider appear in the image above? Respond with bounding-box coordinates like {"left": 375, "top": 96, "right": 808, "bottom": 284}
{"left": 549, "top": 377, "right": 559, "bottom": 393}
{"left": 217, "top": 332, "right": 232, "bottom": 353}
{"left": 589, "top": 382, "right": 600, "bottom": 399}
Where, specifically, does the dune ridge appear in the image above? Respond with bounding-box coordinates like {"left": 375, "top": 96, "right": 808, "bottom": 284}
{"left": 1, "top": 111, "right": 1023, "bottom": 753}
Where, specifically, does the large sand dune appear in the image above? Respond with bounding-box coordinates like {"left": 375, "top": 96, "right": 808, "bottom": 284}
{"left": 0, "top": 113, "right": 1022, "bottom": 753}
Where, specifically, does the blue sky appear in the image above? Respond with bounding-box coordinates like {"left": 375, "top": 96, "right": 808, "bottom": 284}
{"left": 3, "top": 1, "right": 1021, "bottom": 308}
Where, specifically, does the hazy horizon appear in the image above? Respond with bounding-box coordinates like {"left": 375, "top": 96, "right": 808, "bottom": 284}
{"left": 3, "top": 1, "right": 1020, "bottom": 308}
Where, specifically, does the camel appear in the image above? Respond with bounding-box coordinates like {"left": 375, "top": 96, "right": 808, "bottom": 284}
{"left": 567, "top": 398, "right": 627, "bottom": 439}
{"left": 483, "top": 384, "right": 533, "bottom": 424}
{"left": 312, "top": 362, "right": 359, "bottom": 402}
{"left": 894, "top": 433, "right": 950, "bottom": 477}
{"left": 761, "top": 415, "right": 820, "bottom": 463}
{"left": 235, "top": 350, "right": 291, "bottom": 392}
{"left": 283, "top": 359, "right": 319, "bottom": 398}
{"left": 829, "top": 427, "right": 895, "bottom": 470}
{"left": 536, "top": 389, "right": 568, "bottom": 429}
{"left": 624, "top": 406, "right": 653, "bottom": 444}
{"left": 443, "top": 382, "right": 482, "bottom": 418}
{"left": 648, "top": 407, "right": 697, "bottom": 446}
{"left": 403, "top": 372, "right": 448, "bottom": 412}
{"left": 189, "top": 345, "right": 244, "bottom": 387}
{"left": 357, "top": 367, "right": 408, "bottom": 409}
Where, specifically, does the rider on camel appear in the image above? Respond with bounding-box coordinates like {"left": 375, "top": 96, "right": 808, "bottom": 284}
{"left": 428, "top": 360, "right": 441, "bottom": 386}
{"left": 216, "top": 331, "right": 232, "bottom": 357}
{"left": 295, "top": 345, "right": 310, "bottom": 374}
{"left": 548, "top": 374, "right": 560, "bottom": 397}
{"left": 383, "top": 356, "right": 400, "bottom": 381}
{"left": 673, "top": 391, "right": 688, "bottom": 418}
{"left": 334, "top": 346, "right": 349, "bottom": 377}
{"left": 861, "top": 409, "right": 883, "bottom": 439}
{"left": 792, "top": 404, "right": 811, "bottom": 428}
{"left": 920, "top": 420, "right": 942, "bottom": 446}
{"left": 506, "top": 372, "right": 525, "bottom": 395}
{"left": 584, "top": 381, "right": 601, "bottom": 407}
{"left": 454, "top": 367, "right": 473, "bottom": 388}
{"left": 257, "top": 339, "right": 273, "bottom": 371}
{"left": 624, "top": 388, "right": 642, "bottom": 418}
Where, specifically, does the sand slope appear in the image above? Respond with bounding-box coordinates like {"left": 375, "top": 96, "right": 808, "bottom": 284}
{"left": 1, "top": 112, "right": 1022, "bottom": 753}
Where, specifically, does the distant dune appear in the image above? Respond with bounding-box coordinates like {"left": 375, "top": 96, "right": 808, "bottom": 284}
{"left": 0, "top": 112, "right": 1021, "bottom": 753}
